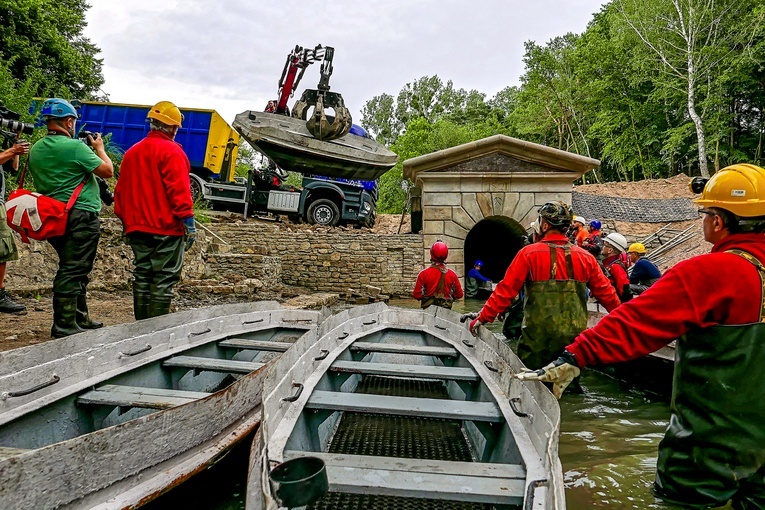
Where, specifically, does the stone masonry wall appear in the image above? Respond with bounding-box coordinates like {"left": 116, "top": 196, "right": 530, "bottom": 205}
{"left": 211, "top": 223, "right": 424, "bottom": 297}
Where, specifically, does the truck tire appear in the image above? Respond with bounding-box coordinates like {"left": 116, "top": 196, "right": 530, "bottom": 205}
{"left": 190, "top": 176, "right": 204, "bottom": 203}
{"left": 307, "top": 199, "right": 340, "bottom": 226}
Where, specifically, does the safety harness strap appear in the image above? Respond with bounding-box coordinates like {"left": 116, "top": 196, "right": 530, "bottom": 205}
{"left": 726, "top": 249, "right": 765, "bottom": 322}
{"left": 547, "top": 243, "right": 575, "bottom": 280}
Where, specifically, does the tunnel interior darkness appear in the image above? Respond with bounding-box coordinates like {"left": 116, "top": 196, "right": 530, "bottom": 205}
{"left": 464, "top": 215, "right": 529, "bottom": 283}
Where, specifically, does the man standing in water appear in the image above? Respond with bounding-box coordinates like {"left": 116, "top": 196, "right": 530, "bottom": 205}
{"left": 412, "top": 240, "right": 463, "bottom": 309}
{"left": 519, "top": 164, "right": 765, "bottom": 508}
{"left": 466, "top": 201, "right": 620, "bottom": 370}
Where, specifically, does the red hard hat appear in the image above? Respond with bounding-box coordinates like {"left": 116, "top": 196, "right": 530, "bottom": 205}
{"left": 430, "top": 241, "right": 448, "bottom": 262}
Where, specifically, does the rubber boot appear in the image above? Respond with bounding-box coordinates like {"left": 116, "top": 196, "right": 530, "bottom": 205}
{"left": 76, "top": 294, "right": 103, "bottom": 329}
{"left": 51, "top": 296, "right": 85, "bottom": 338}
{"left": 133, "top": 291, "right": 151, "bottom": 321}
{"left": 147, "top": 296, "right": 172, "bottom": 319}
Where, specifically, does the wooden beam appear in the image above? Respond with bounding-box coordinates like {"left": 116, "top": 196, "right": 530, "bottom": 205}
{"left": 218, "top": 339, "right": 291, "bottom": 352}
{"left": 77, "top": 385, "right": 211, "bottom": 410}
{"left": 330, "top": 361, "right": 478, "bottom": 381}
{"left": 350, "top": 342, "right": 458, "bottom": 358}
{"left": 162, "top": 356, "right": 265, "bottom": 374}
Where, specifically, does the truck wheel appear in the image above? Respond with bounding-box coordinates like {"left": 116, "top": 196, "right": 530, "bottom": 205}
{"left": 190, "top": 177, "right": 204, "bottom": 203}
{"left": 307, "top": 199, "right": 340, "bottom": 226}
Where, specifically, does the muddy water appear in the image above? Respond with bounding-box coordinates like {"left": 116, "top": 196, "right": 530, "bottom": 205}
{"left": 147, "top": 298, "right": 673, "bottom": 509}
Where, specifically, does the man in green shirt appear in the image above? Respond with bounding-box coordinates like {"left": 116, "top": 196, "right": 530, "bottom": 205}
{"left": 29, "top": 98, "right": 114, "bottom": 338}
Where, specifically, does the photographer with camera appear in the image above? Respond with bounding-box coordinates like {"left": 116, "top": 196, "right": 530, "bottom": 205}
{"left": 28, "top": 98, "right": 114, "bottom": 338}
{"left": 0, "top": 136, "right": 30, "bottom": 313}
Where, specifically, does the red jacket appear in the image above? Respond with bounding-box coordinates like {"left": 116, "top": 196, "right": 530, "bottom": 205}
{"left": 603, "top": 255, "right": 630, "bottom": 296}
{"left": 114, "top": 131, "right": 193, "bottom": 236}
{"left": 568, "top": 233, "right": 765, "bottom": 367}
{"left": 478, "top": 233, "right": 621, "bottom": 323}
{"left": 412, "top": 264, "right": 464, "bottom": 301}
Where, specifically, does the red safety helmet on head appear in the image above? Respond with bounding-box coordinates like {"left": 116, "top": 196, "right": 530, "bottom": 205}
{"left": 430, "top": 241, "right": 448, "bottom": 262}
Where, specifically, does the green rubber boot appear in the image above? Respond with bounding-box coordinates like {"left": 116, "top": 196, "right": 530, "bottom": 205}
{"left": 51, "top": 296, "right": 85, "bottom": 338}
{"left": 76, "top": 294, "right": 103, "bottom": 329}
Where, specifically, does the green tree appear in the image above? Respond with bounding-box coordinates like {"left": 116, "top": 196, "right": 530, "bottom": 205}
{"left": 0, "top": 0, "right": 104, "bottom": 99}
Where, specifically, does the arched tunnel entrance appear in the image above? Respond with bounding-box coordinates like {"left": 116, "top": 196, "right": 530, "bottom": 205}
{"left": 464, "top": 216, "right": 528, "bottom": 283}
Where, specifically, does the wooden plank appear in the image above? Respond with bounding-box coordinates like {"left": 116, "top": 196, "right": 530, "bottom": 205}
{"left": 0, "top": 447, "right": 29, "bottom": 460}
{"left": 281, "top": 451, "right": 523, "bottom": 504}
{"left": 350, "top": 342, "right": 458, "bottom": 358}
{"left": 283, "top": 451, "right": 526, "bottom": 480}
{"left": 77, "top": 385, "right": 211, "bottom": 410}
{"left": 306, "top": 391, "right": 503, "bottom": 422}
{"left": 162, "top": 356, "right": 265, "bottom": 374}
{"left": 330, "top": 360, "right": 478, "bottom": 381}
{"left": 218, "top": 339, "right": 291, "bottom": 352}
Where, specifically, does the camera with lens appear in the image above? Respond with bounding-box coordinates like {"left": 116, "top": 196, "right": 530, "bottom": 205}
{"left": 78, "top": 130, "right": 101, "bottom": 147}
{"left": 0, "top": 104, "right": 35, "bottom": 136}
{"left": 95, "top": 176, "right": 114, "bottom": 206}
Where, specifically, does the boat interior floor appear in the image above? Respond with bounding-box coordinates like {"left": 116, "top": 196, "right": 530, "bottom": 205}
{"left": 304, "top": 375, "right": 515, "bottom": 510}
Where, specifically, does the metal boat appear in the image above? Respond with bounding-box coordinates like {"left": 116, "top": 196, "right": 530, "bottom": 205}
{"left": 233, "top": 111, "right": 398, "bottom": 181}
{"left": 248, "top": 302, "right": 565, "bottom": 509}
{"left": 0, "top": 302, "right": 325, "bottom": 510}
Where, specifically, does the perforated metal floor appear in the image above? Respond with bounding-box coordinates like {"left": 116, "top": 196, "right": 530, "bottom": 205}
{"left": 308, "top": 376, "right": 493, "bottom": 510}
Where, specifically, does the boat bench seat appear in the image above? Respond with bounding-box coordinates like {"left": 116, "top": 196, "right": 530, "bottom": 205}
{"left": 162, "top": 356, "right": 265, "bottom": 374}
{"left": 330, "top": 360, "right": 479, "bottom": 381}
{"left": 350, "top": 342, "right": 458, "bottom": 358}
{"left": 77, "top": 385, "right": 211, "bottom": 410}
{"left": 218, "top": 339, "right": 291, "bottom": 352}
{"left": 283, "top": 451, "right": 525, "bottom": 505}
{"left": 306, "top": 390, "right": 503, "bottom": 422}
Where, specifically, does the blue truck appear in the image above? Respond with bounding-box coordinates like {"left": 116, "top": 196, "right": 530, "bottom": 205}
{"left": 73, "top": 101, "right": 378, "bottom": 227}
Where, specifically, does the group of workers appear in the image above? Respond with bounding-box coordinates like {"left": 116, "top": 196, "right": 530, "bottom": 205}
{"left": 0, "top": 97, "right": 196, "bottom": 337}
{"left": 413, "top": 163, "right": 765, "bottom": 509}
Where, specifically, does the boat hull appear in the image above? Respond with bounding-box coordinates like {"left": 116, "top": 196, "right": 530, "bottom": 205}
{"left": 250, "top": 303, "right": 565, "bottom": 509}
{"left": 233, "top": 112, "right": 398, "bottom": 181}
{"left": 0, "top": 302, "right": 324, "bottom": 510}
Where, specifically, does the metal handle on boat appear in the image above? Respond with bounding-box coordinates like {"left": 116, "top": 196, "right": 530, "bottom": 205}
{"left": 435, "top": 324, "right": 447, "bottom": 330}
{"left": 242, "top": 318, "right": 265, "bottom": 325}
{"left": 484, "top": 360, "right": 500, "bottom": 373}
{"left": 188, "top": 328, "right": 212, "bottom": 337}
{"left": 462, "top": 339, "right": 475, "bottom": 348}
{"left": 118, "top": 344, "right": 152, "bottom": 358}
{"left": 509, "top": 397, "right": 530, "bottom": 418}
{"left": 523, "top": 479, "right": 548, "bottom": 510}
{"left": 3, "top": 374, "right": 60, "bottom": 399}
{"left": 362, "top": 319, "right": 377, "bottom": 325}
{"left": 282, "top": 319, "right": 314, "bottom": 324}
{"left": 314, "top": 349, "right": 330, "bottom": 361}
{"left": 281, "top": 383, "right": 304, "bottom": 403}
{"left": 337, "top": 332, "right": 349, "bottom": 339}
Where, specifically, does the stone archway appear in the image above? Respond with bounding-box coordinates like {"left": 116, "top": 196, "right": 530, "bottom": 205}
{"left": 464, "top": 216, "right": 527, "bottom": 282}
{"left": 404, "top": 135, "right": 600, "bottom": 279}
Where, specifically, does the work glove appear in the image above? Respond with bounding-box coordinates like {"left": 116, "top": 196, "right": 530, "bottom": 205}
{"left": 182, "top": 216, "right": 197, "bottom": 251}
{"left": 516, "top": 351, "right": 581, "bottom": 399}
{"left": 459, "top": 312, "right": 479, "bottom": 323}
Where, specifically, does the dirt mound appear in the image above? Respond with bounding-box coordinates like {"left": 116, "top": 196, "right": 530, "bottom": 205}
{"left": 576, "top": 173, "right": 694, "bottom": 199}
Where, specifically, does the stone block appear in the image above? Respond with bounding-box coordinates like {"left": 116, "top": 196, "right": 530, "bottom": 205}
{"left": 535, "top": 191, "right": 573, "bottom": 207}
{"left": 422, "top": 206, "right": 453, "bottom": 221}
{"left": 461, "top": 195, "right": 484, "bottom": 223}
{"left": 423, "top": 192, "right": 462, "bottom": 207}
{"left": 476, "top": 192, "right": 494, "bottom": 218}
{"left": 444, "top": 221, "right": 468, "bottom": 240}
{"left": 422, "top": 221, "right": 444, "bottom": 235}
{"left": 452, "top": 207, "right": 476, "bottom": 231}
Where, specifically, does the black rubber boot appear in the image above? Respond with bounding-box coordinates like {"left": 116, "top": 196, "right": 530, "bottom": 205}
{"left": 76, "top": 294, "right": 103, "bottom": 329}
{"left": 0, "top": 288, "right": 25, "bottom": 313}
{"left": 147, "top": 297, "right": 172, "bottom": 319}
{"left": 133, "top": 291, "right": 151, "bottom": 320}
{"left": 51, "top": 296, "right": 85, "bottom": 338}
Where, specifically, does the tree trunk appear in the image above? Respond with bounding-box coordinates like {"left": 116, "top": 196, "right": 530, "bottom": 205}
{"left": 687, "top": 60, "right": 710, "bottom": 178}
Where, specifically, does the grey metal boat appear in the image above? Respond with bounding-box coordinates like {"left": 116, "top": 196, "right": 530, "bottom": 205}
{"left": 233, "top": 111, "right": 399, "bottom": 181}
{"left": 248, "top": 302, "right": 565, "bottom": 509}
{"left": 0, "top": 302, "right": 324, "bottom": 510}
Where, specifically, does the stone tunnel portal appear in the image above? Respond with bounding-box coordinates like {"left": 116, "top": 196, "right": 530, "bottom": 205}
{"left": 464, "top": 215, "right": 528, "bottom": 283}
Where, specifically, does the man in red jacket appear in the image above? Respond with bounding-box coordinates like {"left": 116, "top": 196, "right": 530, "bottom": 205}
{"left": 519, "top": 164, "right": 765, "bottom": 508}
{"left": 601, "top": 232, "right": 632, "bottom": 303}
{"left": 114, "top": 101, "right": 196, "bottom": 320}
{"left": 467, "top": 201, "right": 621, "bottom": 370}
{"left": 412, "top": 240, "right": 463, "bottom": 309}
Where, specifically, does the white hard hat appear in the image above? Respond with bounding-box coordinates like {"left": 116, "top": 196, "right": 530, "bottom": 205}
{"left": 573, "top": 216, "right": 586, "bottom": 225}
{"left": 604, "top": 232, "right": 629, "bottom": 253}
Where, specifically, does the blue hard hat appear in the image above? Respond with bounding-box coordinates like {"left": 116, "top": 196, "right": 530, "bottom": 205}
{"left": 474, "top": 260, "right": 483, "bottom": 267}
{"left": 588, "top": 219, "right": 602, "bottom": 230}
{"left": 41, "top": 98, "right": 78, "bottom": 119}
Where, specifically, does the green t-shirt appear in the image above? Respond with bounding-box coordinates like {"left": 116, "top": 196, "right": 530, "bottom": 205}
{"left": 28, "top": 135, "right": 104, "bottom": 213}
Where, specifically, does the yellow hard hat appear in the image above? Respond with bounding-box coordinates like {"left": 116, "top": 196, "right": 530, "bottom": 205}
{"left": 628, "top": 243, "right": 646, "bottom": 254}
{"left": 147, "top": 101, "right": 183, "bottom": 127}
{"left": 693, "top": 164, "right": 765, "bottom": 217}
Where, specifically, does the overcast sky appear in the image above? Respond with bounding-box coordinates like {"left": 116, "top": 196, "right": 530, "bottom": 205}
{"left": 83, "top": 0, "right": 606, "bottom": 125}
